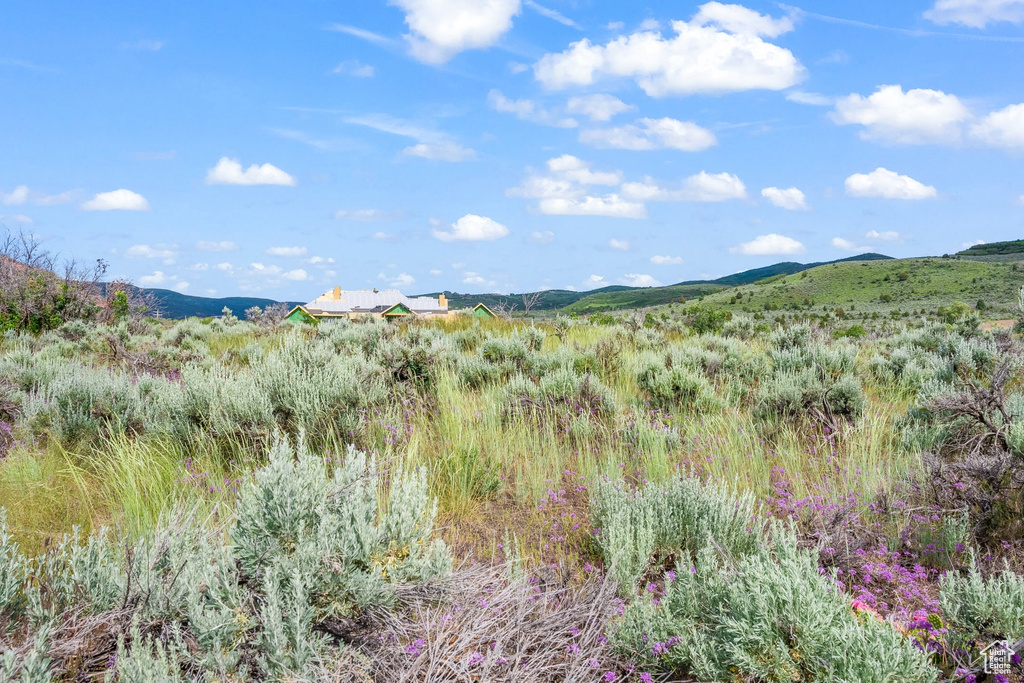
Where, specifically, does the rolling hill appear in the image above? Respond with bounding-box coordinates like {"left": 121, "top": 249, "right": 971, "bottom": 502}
{"left": 687, "top": 256, "right": 1024, "bottom": 318}
{"left": 140, "top": 289, "right": 302, "bottom": 319}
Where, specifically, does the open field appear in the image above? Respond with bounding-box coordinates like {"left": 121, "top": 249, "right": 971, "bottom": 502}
{"left": 1, "top": 307, "right": 1023, "bottom": 681}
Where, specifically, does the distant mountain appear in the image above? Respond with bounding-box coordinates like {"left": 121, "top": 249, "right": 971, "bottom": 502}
{"left": 139, "top": 288, "right": 302, "bottom": 319}
{"left": 421, "top": 253, "right": 893, "bottom": 315}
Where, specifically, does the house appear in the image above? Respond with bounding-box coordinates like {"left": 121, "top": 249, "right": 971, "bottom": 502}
{"left": 285, "top": 288, "right": 449, "bottom": 323}
{"left": 471, "top": 303, "right": 498, "bottom": 319}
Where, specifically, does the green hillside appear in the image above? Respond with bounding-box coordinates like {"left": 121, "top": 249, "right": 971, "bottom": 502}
{"left": 419, "top": 286, "right": 633, "bottom": 312}
{"left": 145, "top": 289, "right": 302, "bottom": 319}
{"left": 561, "top": 253, "right": 892, "bottom": 313}
{"left": 957, "top": 239, "right": 1024, "bottom": 257}
{"left": 691, "top": 257, "right": 1024, "bottom": 317}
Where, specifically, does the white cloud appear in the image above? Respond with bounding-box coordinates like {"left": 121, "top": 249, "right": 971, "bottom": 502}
{"left": 487, "top": 89, "right": 577, "bottom": 127}
{"left": 650, "top": 255, "right": 684, "bottom": 265}
{"left": 402, "top": 141, "right": 476, "bottom": 161}
{"left": 566, "top": 94, "right": 634, "bottom": 121}
{"left": 606, "top": 21, "right": 625, "bottom": 30}
{"left": 580, "top": 117, "right": 717, "bottom": 151}
{"left": 528, "top": 230, "right": 555, "bottom": 244}
{"left": 307, "top": 256, "right": 335, "bottom": 265}
{"left": 381, "top": 272, "right": 416, "bottom": 287}
{"left": 282, "top": 269, "right": 312, "bottom": 281}
{"left": 187, "top": 263, "right": 210, "bottom": 271}
{"left": 786, "top": 90, "right": 833, "bottom": 106}
{"left": 139, "top": 271, "right": 169, "bottom": 286}
{"left": 372, "top": 231, "right": 398, "bottom": 241}
{"left": 81, "top": 189, "right": 150, "bottom": 211}
{"left": 620, "top": 273, "right": 662, "bottom": 287}
{"left": 831, "top": 85, "right": 970, "bottom": 145}
{"left": 334, "top": 209, "right": 406, "bottom": 221}
{"left": 761, "top": 186, "right": 808, "bottom": 210}
{"left": 609, "top": 238, "right": 630, "bottom": 251}
{"left": 216, "top": 262, "right": 234, "bottom": 272}
{"left": 125, "top": 244, "right": 177, "bottom": 259}
{"left": 34, "top": 190, "right": 77, "bottom": 206}
{"left": 326, "top": 24, "right": 396, "bottom": 46}
{"left": 832, "top": 237, "right": 870, "bottom": 252}
{"left": 462, "top": 271, "right": 496, "bottom": 287}
{"left": 1017, "top": 195, "right": 1024, "bottom": 206}
{"left": 1, "top": 186, "right": 29, "bottom": 205}
{"left": 622, "top": 171, "right": 747, "bottom": 202}
{"left": 197, "top": 241, "right": 237, "bottom": 252}
{"left": 730, "top": 233, "right": 805, "bottom": 255}
{"left": 508, "top": 155, "right": 645, "bottom": 218}
{"left": 0, "top": 214, "right": 32, "bottom": 224}
{"left": 924, "top": 0, "right": 1024, "bottom": 27}
{"left": 587, "top": 274, "right": 606, "bottom": 286}
{"left": 970, "top": 103, "right": 1024, "bottom": 150}
{"left": 332, "top": 60, "right": 375, "bottom": 77}
{"left": 249, "top": 263, "right": 282, "bottom": 275}
{"left": 865, "top": 229, "right": 904, "bottom": 242}
{"left": 390, "top": 0, "right": 521, "bottom": 64}
{"left": 266, "top": 246, "right": 308, "bottom": 257}
{"left": 533, "top": 3, "right": 803, "bottom": 97}
{"left": 692, "top": 1, "right": 796, "bottom": 37}
{"left": 845, "top": 167, "right": 938, "bottom": 200}
{"left": 639, "top": 19, "right": 662, "bottom": 30}
{"left": 205, "top": 158, "right": 296, "bottom": 186}
{"left": 525, "top": 0, "right": 580, "bottom": 28}
{"left": 430, "top": 268, "right": 443, "bottom": 275}
{"left": 171, "top": 281, "right": 190, "bottom": 293}
{"left": 432, "top": 214, "right": 510, "bottom": 241}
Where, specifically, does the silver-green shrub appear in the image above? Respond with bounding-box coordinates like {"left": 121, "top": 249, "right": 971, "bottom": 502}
{"left": 939, "top": 553, "right": 1024, "bottom": 641}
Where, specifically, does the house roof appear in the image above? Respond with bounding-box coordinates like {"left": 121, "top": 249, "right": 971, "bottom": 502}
{"left": 303, "top": 289, "right": 447, "bottom": 315}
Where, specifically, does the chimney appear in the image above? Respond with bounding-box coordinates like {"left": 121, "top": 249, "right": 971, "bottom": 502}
{"left": 438, "top": 293, "right": 447, "bottom": 308}
{"left": 333, "top": 286, "right": 341, "bottom": 300}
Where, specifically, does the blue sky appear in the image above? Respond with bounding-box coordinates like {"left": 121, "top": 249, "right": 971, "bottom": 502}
{"left": 2, "top": 0, "right": 1024, "bottom": 300}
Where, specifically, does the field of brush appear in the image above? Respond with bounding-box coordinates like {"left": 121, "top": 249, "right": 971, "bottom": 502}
{"left": 1, "top": 310, "right": 1023, "bottom": 682}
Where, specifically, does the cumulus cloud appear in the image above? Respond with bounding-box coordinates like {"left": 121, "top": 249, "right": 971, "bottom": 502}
{"left": 508, "top": 155, "right": 646, "bottom": 218}
{"left": 831, "top": 85, "right": 970, "bottom": 145}
{"left": 216, "top": 263, "right": 234, "bottom": 272}
{"left": 171, "top": 281, "right": 189, "bottom": 293}
{"left": 81, "top": 189, "right": 150, "bottom": 211}
{"left": 580, "top": 117, "right": 717, "bottom": 151}
{"left": 432, "top": 214, "right": 510, "bottom": 241}
{"left": 282, "top": 269, "right": 312, "bottom": 281}
{"left": 390, "top": 0, "right": 521, "bottom": 64}
{"left": 586, "top": 274, "right": 606, "bottom": 286}
{"left": 487, "top": 89, "right": 577, "bottom": 127}
{"left": 381, "top": 272, "right": 416, "bottom": 287}
{"left": 205, "top": 158, "right": 295, "bottom": 186}
{"left": 866, "top": 229, "right": 904, "bottom": 242}
{"left": 197, "top": 241, "right": 237, "bottom": 252}
{"left": 622, "top": 171, "right": 747, "bottom": 202}
{"left": 533, "top": 2, "right": 803, "bottom": 96}
{"left": 845, "top": 168, "right": 938, "bottom": 200}
{"left": 266, "top": 246, "right": 308, "bottom": 257}
{"left": 372, "top": 231, "right": 398, "bottom": 241}
{"left": 609, "top": 238, "right": 630, "bottom": 251}
{"left": 139, "top": 271, "right": 169, "bottom": 286}
{"left": 761, "top": 186, "right": 808, "bottom": 210}
{"left": 249, "top": 263, "right": 282, "bottom": 276}
{"left": 620, "top": 273, "right": 662, "bottom": 287}
{"left": 125, "top": 244, "right": 177, "bottom": 260}
{"left": 970, "top": 103, "right": 1024, "bottom": 150}
{"left": 1, "top": 186, "right": 29, "bottom": 206}
{"left": 528, "top": 230, "right": 555, "bottom": 244}
{"left": 566, "top": 94, "right": 634, "bottom": 121}
{"left": 924, "top": 0, "right": 1024, "bottom": 27}
{"left": 650, "top": 255, "right": 684, "bottom": 265}
{"left": 462, "top": 271, "right": 496, "bottom": 287}
{"left": 730, "top": 233, "right": 805, "bottom": 255}
{"left": 402, "top": 141, "right": 476, "bottom": 161}
{"left": 832, "top": 237, "right": 871, "bottom": 252}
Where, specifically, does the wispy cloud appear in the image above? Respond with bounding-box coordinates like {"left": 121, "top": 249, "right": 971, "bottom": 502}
{"left": 326, "top": 24, "right": 397, "bottom": 46}
{"left": 345, "top": 113, "right": 476, "bottom": 161}
{"left": 524, "top": 0, "right": 582, "bottom": 29}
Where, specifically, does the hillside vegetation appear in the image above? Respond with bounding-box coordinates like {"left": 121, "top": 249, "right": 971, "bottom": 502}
{"left": 691, "top": 256, "right": 1024, "bottom": 318}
